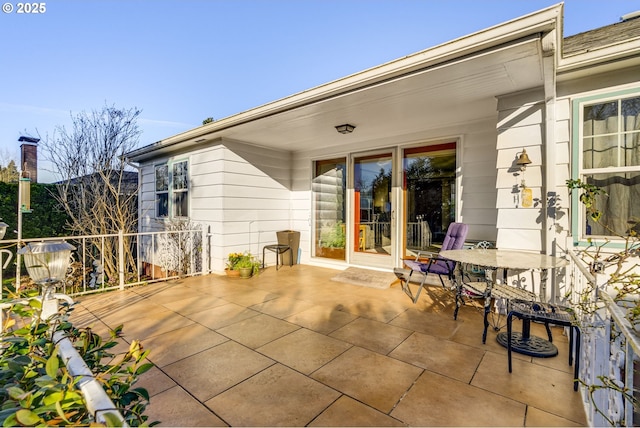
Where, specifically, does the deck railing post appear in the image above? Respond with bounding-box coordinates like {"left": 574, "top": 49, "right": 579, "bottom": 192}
{"left": 118, "top": 230, "right": 125, "bottom": 290}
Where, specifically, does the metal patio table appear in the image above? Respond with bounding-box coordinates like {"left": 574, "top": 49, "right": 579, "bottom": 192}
{"left": 440, "top": 248, "right": 569, "bottom": 356}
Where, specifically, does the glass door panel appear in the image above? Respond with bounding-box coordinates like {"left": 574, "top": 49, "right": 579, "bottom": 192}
{"left": 313, "top": 158, "right": 346, "bottom": 260}
{"left": 353, "top": 153, "right": 393, "bottom": 256}
{"left": 403, "top": 143, "right": 456, "bottom": 258}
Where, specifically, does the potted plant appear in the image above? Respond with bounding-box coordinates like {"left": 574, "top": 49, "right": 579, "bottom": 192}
{"left": 226, "top": 252, "right": 260, "bottom": 278}
{"left": 225, "top": 252, "right": 243, "bottom": 277}
{"left": 318, "top": 222, "right": 346, "bottom": 259}
{"left": 235, "top": 253, "right": 260, "bottom": 278}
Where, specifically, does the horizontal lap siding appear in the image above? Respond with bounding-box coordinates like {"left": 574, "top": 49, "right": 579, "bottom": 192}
{"left": 495, "top": 90, "right": 544, "bottom": 250}
{"left": 460, "top": 129, "right": 499, "bottom": 242}
{"left": 137, "top": 140, "right": 295, "bottom": 273}
{"left": 191, "top": 141, "right": 293, "bottom": 269}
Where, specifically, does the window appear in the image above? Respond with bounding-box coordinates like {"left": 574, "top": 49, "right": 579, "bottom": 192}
{"left": 155, "top": 164, "right": 168, "bottom": 218}
{"left": 172, "top": 161, "right": 189, "bottom": 217}
{"left": 575, "top": 92, "right": 640, "bottom": 238}
{"left": 154, "top": 160, "right": 189, "bottom": 219}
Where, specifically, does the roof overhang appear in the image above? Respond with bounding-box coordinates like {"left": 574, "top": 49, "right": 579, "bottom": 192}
{"left": 127, "top": 4, "right": 562, "bottom": 163}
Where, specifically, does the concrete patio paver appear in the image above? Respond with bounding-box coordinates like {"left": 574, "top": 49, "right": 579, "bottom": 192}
{"left": 311, "top": 345, "right": 423, "bottom": 413}
{"left": 74, "top": 265, "right": 587, "bottom": 427}
{"left": 205, "top": 363, "right": 341, "bottom": 426}
{"left": 256, "top": 328, "right": 352, "bottom": 375}
{"left": 162, "top": 340, "right": 275, "bottom": 402}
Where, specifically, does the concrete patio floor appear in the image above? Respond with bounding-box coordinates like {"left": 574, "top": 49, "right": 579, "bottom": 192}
{"left": 72, "top": 264, "right": 587, "bottom": 427}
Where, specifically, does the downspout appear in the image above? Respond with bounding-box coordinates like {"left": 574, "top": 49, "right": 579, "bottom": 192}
{"left": 541, "top": 30, "right": 557, "bottom": 257}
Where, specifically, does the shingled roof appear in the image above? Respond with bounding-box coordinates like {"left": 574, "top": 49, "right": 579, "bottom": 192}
{"left": 564, "top": 12, "right": 640, "bottom": 56}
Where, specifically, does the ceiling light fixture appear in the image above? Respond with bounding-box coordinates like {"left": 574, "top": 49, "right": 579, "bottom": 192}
{"left": 335, "top": 124, "right": 355, "bottom": 134}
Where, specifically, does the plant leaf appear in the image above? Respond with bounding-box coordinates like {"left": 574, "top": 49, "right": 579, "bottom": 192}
{"left": 135, "top": 363, "right": 154, "bottom": 376}
{"left": 45, "top": 351, "right": 60, "bottom": 379}
{"left": 15, "top": 409, "right": 41, "bottom": 426}
{"left": 102, "top": 411, "right": 122, "bottom": 427}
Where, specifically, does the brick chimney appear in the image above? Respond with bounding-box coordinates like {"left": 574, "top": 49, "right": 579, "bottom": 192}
{"left": 19, "top": 136, "right": 39, "bottom": 183}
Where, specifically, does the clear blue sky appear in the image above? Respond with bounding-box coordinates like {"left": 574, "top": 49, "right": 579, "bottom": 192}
{"left": 0, "top": 0, "right": 637, "bottom": 182}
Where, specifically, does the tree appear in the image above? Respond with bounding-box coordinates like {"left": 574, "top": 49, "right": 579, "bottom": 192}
{"left": 40, "top": 104, "right": 141, "bottom": 283}
{"left": 202, "top": 117, "right": 214, "bottom": 125}
{"left": 0, "top": 149, "right": 19, "bottom": 182}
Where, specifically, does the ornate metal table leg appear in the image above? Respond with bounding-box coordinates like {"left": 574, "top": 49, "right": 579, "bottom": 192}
{"left": 453, "top": 262, "right": 462, "bottom": 320}
{"left": 481, "top": 267, "right": 497, "bottom": 344}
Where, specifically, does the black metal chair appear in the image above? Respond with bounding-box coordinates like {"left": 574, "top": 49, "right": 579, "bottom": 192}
{"left": 501, "top": 299, "right": 581, "bottom": 391}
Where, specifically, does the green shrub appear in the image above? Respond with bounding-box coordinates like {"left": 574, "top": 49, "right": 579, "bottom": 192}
{"left": 0, "top": 295, "right": 156, "bottom": 426}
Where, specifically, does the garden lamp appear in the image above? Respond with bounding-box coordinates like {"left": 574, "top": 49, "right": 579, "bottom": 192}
{"left": 18, "top": 241, "right": 75, "bottom": 318}
{"left": 18, "top": 241, "right": 75, "bottom": 285}
{"left": 0, "top": 221, "right": 7, "bottom": 240}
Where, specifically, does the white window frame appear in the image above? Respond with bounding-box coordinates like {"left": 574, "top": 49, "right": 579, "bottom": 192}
{"left": 572, "top": 88, "right": 640, "bottom": 244}
{"left": 155, "top": 164, "right": 169, "bottom": 219}
{"left": 172, "top": 160, "right": 189, "bottom": 218}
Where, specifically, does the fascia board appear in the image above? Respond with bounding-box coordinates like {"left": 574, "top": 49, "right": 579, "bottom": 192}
{"left": 558, "top": 39, "right": 640, "bottom": 73}
{"left": 126, "top": 4, "right": 562, "bottom": 162}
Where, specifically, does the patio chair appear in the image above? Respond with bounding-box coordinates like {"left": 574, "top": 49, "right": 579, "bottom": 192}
{"left": 394, "top": 222, "right": 468, "bottom": 304}
{"left": 503, "top": 299, "right": 581, "bottom": 391}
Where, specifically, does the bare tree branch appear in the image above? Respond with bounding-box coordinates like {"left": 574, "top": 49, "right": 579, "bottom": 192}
{"left": 40, "top": 104, "right": 141, "bottom": 282}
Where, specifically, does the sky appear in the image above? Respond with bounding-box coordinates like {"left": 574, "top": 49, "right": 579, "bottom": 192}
{"left": 0, "top": 0, "right": 638, "bottom": 182}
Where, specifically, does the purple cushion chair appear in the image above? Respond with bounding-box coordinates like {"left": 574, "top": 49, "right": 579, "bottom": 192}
{"left": 394, "top": 222, "right": 468, "bottom": 304}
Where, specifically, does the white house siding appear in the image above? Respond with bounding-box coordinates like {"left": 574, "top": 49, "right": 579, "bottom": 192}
{"left": 495, "top": 89, "right": 546, "bottom": 251}
{"left": 459, "top": 127, "right": 499, "bottom": 243}
{"left": 556, "top": 67, "right": 640, "bottom": 251}
{"left": 138, "top": 139, "right": 294, "bottom": 273}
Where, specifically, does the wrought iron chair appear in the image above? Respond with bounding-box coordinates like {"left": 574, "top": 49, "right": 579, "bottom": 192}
{"left": 394, "top": 222, "right": 468, "bottom": 304}
{"left": 502, "top": 299, "right": 580, "bottom": 391}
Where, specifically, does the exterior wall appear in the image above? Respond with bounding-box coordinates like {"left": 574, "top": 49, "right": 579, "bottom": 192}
{"left": 459, "top": 126, "right": 499, "bottom": 242}
{"left": 139, "top": 139, "right": 294, "bottom": 273}
{"left": 292, "top": 118, "right": 499, "bottom": 268}
{"left": 495, "top": 89, "right": 546, "bottom": 251}
{"left": 556, "top": 66, "right": 640, "bottom": 252}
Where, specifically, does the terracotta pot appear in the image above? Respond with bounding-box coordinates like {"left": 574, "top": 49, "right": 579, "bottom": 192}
{"left": 225, "top": 268, "right": 241, "bottom": 277}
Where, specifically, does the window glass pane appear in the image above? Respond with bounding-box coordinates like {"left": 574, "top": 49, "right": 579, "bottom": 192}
{"left": 583, "top": 101, "right": 618, "bottom": 137}
{"left": 157, "top": 193, "right": 168, "bottom": 217}
{"left": 582, "top": 135, "right": 619, "bottom": 169}
{"left": 155, "top": 165, "right": 168, "bottom": 191}
{"left": 173, "top": 161, "right": 188, "bottom": 190}
{"left": 174, "top": 192, "right": 188, "bottom": 217}
{"left": 403, "top": 144, "right": 456, "bottom": 255}
{"left": 583, "top": 172, "right": 640, "bottom": 237}
{"left": 624, "top": 133, "right": 640, "bottom": 167}
{"left": 313, "top": 158, "right": 346, "bottom": 260}
{"left": 354, "top": 154, "right": 392, "bottom": 254}
{"left": 622, "top": 96, "right": 640, "bottom": 132}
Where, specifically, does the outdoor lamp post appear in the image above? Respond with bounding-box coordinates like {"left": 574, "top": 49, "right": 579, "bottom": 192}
{"left": 0, "top": 221, "right": 12, "bottom": 300}
{"left": 0, "top": 221, "right": 7, "bottom": 240}
{"left": 18, "top": 241, "right": 75, "bottom": 318}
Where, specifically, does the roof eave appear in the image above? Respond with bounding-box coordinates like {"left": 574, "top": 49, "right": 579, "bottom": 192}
{"left": 126, "top": 3, "right": 562, "bottom": 162}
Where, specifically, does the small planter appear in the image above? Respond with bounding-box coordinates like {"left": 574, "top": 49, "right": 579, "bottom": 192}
{"left": 239, "top": 267, "right": 253, "bottom": 279}
{"left": 225, "top": 269, "right": 241, "bottom": 278}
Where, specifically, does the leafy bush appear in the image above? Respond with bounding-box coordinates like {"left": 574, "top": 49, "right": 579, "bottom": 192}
{"left": 0, "top": 296, "right": 156, "bottom": 426}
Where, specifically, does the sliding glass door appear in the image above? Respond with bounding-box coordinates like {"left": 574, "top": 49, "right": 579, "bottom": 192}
{"left": 403, "top": 143, "right": 456, "bottom": 258}
{"left": 351, "top": 151, "right": 395, "bottom": 267}
{"left": 313, "top": 158, "right": 346, "bottom": 260}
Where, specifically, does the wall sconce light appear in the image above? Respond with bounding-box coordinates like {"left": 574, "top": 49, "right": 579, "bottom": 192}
{"left": 335, "top": 124, "right": 355, "bottom": 134}
{"left": 516, "top": 148, "right": 532, "bottom": 171}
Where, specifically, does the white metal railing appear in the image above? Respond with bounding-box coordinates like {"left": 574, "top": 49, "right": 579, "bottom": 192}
{"left": 0, "top": 228, "right": 207, "bottom": 298}
{"left": 568, "top": 250, "right": 640, "bottom": 427}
